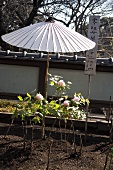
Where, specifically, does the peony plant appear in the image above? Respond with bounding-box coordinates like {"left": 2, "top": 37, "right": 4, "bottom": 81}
{"left": 13, "top": 92, "right": 49, "bottom": 138}
{"left": 13, "top": 74, "right": 89, "bottom": 138}
{"left": 49, "top": 74, "right": 72, "bottom": 98}
{"left": 48, "top": 74, "right": 88, "bottom": 120}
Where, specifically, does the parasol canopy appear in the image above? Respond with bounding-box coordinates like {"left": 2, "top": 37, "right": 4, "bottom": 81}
{"left": 1, "top": 17, "right": 96, "bottom": 98}
{"left": 1, "top": 18, "right": 96, "bottom": 53}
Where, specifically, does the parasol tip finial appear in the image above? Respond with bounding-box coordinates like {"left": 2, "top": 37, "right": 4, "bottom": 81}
{"left": 45, "top": 17, "right": 55, "bottom": 23}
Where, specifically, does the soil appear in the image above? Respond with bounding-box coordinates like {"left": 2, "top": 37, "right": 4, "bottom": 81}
{"left": 0, "top": 121, "right": 113, "bottom": 170}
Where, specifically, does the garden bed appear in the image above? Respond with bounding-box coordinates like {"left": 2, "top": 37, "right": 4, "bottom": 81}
{"left": 0, "top": 112, "right": 111, "bottom": 135}
{"left": 0, "top": 89, "right": 113, "bottom": 169}
{"left": 0, "top": 118, "right": 113, "bottom": 170}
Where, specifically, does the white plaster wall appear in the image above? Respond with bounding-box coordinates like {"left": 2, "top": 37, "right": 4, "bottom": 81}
{"left": 0, "top": 64, "right": 39, "bottom": 94}
{"left": 90, "top": 72, "right": 113, "bottom": 101}
{"left": 48, "top": 68, "right": 113, "bottom": 101}
{"left": 0, "top": 64, "right": 113, "bottom": 101}
{"left": 48, "top": 68, "right": 88, "bottom": 98}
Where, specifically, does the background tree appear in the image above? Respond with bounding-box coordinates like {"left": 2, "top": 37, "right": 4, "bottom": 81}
{"left": 97, "top": 17, "right": 113, "bottom": 58}
{"left": 0, "top": 0, "right": 113, "bottom": 50}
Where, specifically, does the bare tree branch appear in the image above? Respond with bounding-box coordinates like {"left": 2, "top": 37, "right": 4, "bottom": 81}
{"left": 25, "top": 0, "right": 44, "bottom": 26}
{"left": 1, "top": 0, "right": 113, "bottom": 50}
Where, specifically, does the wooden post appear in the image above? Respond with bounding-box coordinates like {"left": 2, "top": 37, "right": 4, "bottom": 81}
{"left": 45, "top": 52, "right": 49, "bottom": 99}
{"left": 85, "top": 75, "right": 91, "bottom": 140}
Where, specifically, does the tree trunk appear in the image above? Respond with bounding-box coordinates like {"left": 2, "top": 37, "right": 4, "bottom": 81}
{"left": 0, "top": 2, "right": 6, "bottom": 49}
{"left": 25, "top": 0, "right": 43, "bottom": 26}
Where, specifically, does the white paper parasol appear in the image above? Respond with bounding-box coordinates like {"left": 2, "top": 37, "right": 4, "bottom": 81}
{"left": 2, "top": 18, "right": 95, "bottom": 53}
{"left": 1, "top": 17, "right": 96, "bottom": 98}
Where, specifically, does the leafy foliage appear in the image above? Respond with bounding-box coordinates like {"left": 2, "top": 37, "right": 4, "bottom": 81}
{"left": 12, "top": 74, "right": 89, "bottom": 123}
{"left": 0, "top": 74, "right": 89, "bottom": 139}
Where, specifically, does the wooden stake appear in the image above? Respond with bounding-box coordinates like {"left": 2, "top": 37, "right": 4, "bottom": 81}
{"left": 85, "top": 75, "right": 91, "bottom": 141}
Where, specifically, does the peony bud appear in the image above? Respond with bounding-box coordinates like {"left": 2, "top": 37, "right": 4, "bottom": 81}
{"left": 36, "top": 93, "right": 43, "bottom": 101}
{"left": 63, "top": 100, "right": 69, "bottom": 106}
{"left": 57, "top": 80, "right": 66, "bottom": 87}
{"left": 73, "top": 97, "right": 80, "bottom": 102}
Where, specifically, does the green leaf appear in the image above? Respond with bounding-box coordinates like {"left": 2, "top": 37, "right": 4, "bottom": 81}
{"left": 50, "top": 100, "right": 56, "bottom": 104}
{"left": 19, "top": 110, "right": 25, "bottom": 115}
{"left": 32, "top": 116, "right": 40, "bottom": 124}
{"left": 11, "top": 112, "right": 18, "bottom": 119}
{"left": 18, "top": 95, "right": 23, "bottom": 101}
{"left": 21, "top": 114, "right": 25, "bottom": 121}
{"left": 16, "top": 104, "right": 23, "bottom": 109}
{"left": 27, "top": 93, "right": 31, "bottom": 99}
{"left": 59, "top": 98, "right": 64, "bottom": 101}
{"left": 67, "top": 81, "right": 72, "bottom": 85}
{"left": 50, "top": 81, "right": 55, "bottom": 86}
{"left": 86, "top": 98, "right": 90, "bottom": 105}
